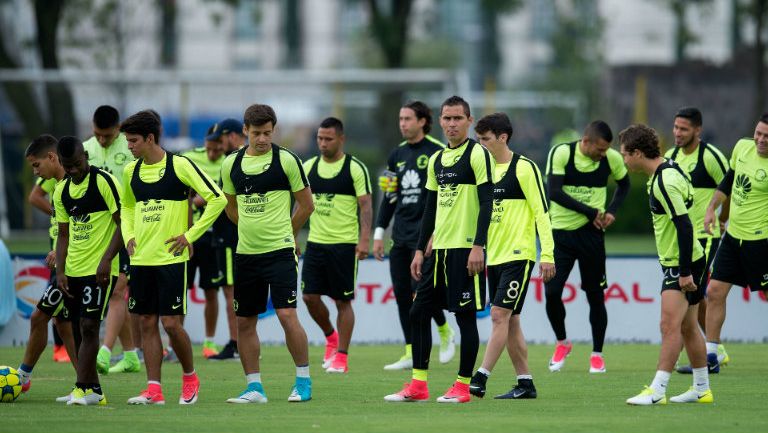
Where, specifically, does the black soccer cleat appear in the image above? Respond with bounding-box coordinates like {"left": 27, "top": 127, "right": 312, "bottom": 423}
{"left": 494, "top": 380, "right": 537, "bottom": 399}
{"left": 209, "top": 340, "right": 239, "bottom": 361}
{"left": 469, "top": 371, "right": 488, "bottom": 398}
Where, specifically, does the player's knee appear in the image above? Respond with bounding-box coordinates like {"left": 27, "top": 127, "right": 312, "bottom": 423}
{"left": 302, "top": 294, "right": 317, "bottom": 305}
{"left": 659, "top": 318, "right": 679, "bottom": 337}
{"left": 30, "top": 309, "right": 50, "bottom": 328}
{"left": 490, "top": 307, "right": 511, "bottom": 326}
{"left": 160, "top": 317, "right": 183, "bottom": 334}
{"left": 80, "top": 319, "right": 100, "bottom": 339}
{"left": 335, "top": 299, "right": 353, "bottom": 311}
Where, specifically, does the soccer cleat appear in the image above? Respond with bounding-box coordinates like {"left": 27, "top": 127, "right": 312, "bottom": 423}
{"left": 669, "top": 387, "right": 714, "bottom": 403}
{"left": 96, "top": 347, "right": 111, "bottom": 374}
{"left": 55, "top": 389, "right": 75, "bottom": 403}
{"left": 227, "top": 382, "right": 268, "bottom": 404}
{"left": 322, "top": 340, "right": 338, "bottom": 370}
{"left": 676, "top": 362, "right": 720, "bottom": 375}
{"left": 180, "top": 375, "right": 200, "bottom": 405}
{"left": 383, "top": 354, "right": 413, "bottom": 371}
{"left": 706, "top": 353, "right": 720, "bottom": 374}
{"left": 208, "top": 340, "right": 239, "bottom": 361}
{"left": 384, "top": 380, "right": 429, "bottom": 402}
{"left": 109, "top": 354, "right": 142, "bottom": 374}
{"left": 494, "top": 380, "right": 537, "bottom": 399}
{"left": 436, "top": 381, "right": 471, "bottom": 403}
{"left": 21, "top": 377, "right": 31, "bottom": 393}
{"left": 163, "top": 348, "right": 179, "bottom": 363}
{"left": 127, "top": 388, "right": 166, "bottom": 405}
{"left": 589, "top": 354, "right": 606, "bottom": 373}
{"left": 68, "top": 388, "right": 107, "bottom": 406}
{"left": 548, "top": 341, "right": 572, "bottom": 372}
{"left": 717, "top": 344, "right": 730, "bottom": 366}
{"left": 626, "top": 386, "right": 667, "bottom": 405}
{"left": 469, "top": 372, "right": 487, "bottom": 398}
{"left": 288, "top": 377, "right": 312, "bottom": 402}
{"left": 438, "top": 326, "right": 456, "bottom": 364}
{"left": 202, "top": 341, "right": 220, "bottom": 358}
{"left": 53, "top": 344, "right": 71, "bottom": 363}
{"left": 326, "top": 353, "right": 348, "bottom": 374}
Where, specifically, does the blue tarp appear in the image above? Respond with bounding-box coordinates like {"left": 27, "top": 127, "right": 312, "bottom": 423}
{"left": 0, "top": 240, "right": 14, "bottom": 325}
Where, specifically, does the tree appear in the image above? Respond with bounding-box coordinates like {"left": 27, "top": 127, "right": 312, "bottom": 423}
{"left": 658, "top": 0, "right": 714, "bottom": 63}
{"left": 731, "top": 0, "right": 768, "bottom": 120}
{"left": 0, "top": 0, "right": 76, "bottom": 139}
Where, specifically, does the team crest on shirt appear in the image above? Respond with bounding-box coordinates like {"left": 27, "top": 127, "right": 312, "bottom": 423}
{"left": 114, "top": 153, "right": 127, "bottom": 165}
{"left": 756, "top": 169, "right": 766, "bottom": 182}
{"left": 417, "top": 154, "right": 429, "bottom": 169}
{"left": 158, "top": 168, "right": 166, "bottom": 178}
{"left": 128, "top": 297, "right": 136, "bottom": 310}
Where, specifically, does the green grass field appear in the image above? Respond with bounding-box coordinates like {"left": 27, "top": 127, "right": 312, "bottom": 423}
{"left": 1, "top": 343, "right": 764, "bottom": 433}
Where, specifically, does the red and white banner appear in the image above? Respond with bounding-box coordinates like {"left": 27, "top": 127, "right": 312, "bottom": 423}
{"left": 2, "top": 256, "right": 766, "bottom": 346}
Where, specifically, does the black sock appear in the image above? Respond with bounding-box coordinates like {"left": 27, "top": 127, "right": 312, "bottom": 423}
{"left": 338, "top": 350, "right": 348, "bottom": 355}
{"left": 91, "top": 384, "right": 103, "bottom": 395}
{"left": 75, "top": 382, "right": 86, "bottom": 390}
{"left": 324, "top": 329, "right": 335, "bottom": 337}
{"left": 455, "top": 311, "right": 479, "bottom": 378}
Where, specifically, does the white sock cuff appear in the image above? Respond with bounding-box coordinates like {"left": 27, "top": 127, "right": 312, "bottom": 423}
{"left": 478, "top": 367, "right": 491, "bottom": 377}
{"left": 246, "top": 373, "right": 262, "bottom": 384}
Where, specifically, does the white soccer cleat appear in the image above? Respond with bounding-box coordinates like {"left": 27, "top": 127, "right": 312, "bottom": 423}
{"left": 67, "top": 388, "right": 107, "bottom": 406}
{"left": 55, "top": 391, "right": 74, "bottom": 403}
{"left": 227, "top": 386, "right": 268, "bottom": 404}
{"left": 626, "top": 386, "right": 666, "bottom": 405}
{"left": 439, "top": 328, "right": 456, "bottom": 364}
{"left": 669, "top": 387, "right": 714, "bottom": 403}
{"left": 384, "top": 355, "right": 413, "bottom": 371}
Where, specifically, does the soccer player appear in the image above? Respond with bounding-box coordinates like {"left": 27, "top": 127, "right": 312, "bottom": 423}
{"left": 182, "top": 125, "right": 235, "bottom": 359}
{"left": 384, "top": 95, "right": 492, "bottom": 404}
{"left": 544, "top": 121, "right": 630, "bottom": 373}
{"left": 620, "top": 124, "right": 713, "bottom": 405}
{"left": 702, "top": 113, "right": 768, "bottom": 372}
{"left": 207, "top": 118, "right": 247, "bottom": 360}
{"left": 53, "top": 136, "right": 124, "bottom": 405}
{"left": 374, "top": 101, "right": 456, "bottom": 371}
{"left": 663, "top": 107, "right": 731, "bottom": 374}
{"left": 121, "top": 110, "right": 226, "bottom": 405}
{"left": 469, "top": 113, "right": 556, "bottom": 399}
{"left": 302, "top": 117, "right": 373, "bottom": 374}
{"left": 85, "top": 105, "right": 142, "bottom": 375}
{"left": 222, "top": 104, "right": 314, "bottom": 403}
{"left": 18, "top": 135, "right": 78, "bottom": 399}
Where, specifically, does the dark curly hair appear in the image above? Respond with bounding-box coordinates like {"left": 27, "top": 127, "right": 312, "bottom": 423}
{"left": 618, "top": 124, "right": 660, "bottom": 159}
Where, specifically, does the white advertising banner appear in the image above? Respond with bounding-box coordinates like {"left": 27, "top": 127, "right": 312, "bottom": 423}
{"left": 2, "top": 255, "right": 766, "bottom": 346}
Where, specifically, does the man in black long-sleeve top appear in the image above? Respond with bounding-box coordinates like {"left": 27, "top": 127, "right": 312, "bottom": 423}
{"left": 544, "top": 120, "right": 630, "bottom": 374}
{"left": 373, "top": 101, "right": 456, "bottom": 371}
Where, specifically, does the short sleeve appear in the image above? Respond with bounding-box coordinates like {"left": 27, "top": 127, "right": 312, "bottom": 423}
{"left": 53, "top": 183, "right": 68, "bottom": 224}
{"left": 351, "top": 158, "right": 372, "bottom": 196}
{"left": 470, "top": 145, "right": 491, "bottom": 185}
{"left": 547, "top": 144, "right": 569, "bottom": 176}
{"left": 425, "top": 153, "right": 439, "bottom": 191}
{"left": 97, "top": 172, "right": 122, "bottom": 214}
{"left": 704, "top": 145, "right": 729, "bottom": 184}
{"left": 38, "top": 177, "right": 57, "bottom": 194}
{"left": 657, "top": 170, "right": 690, "bottom": 218}
{"left": 607, "top": 148, "right": 628, "bottom": 180}
{"left": 281, "top": 150, "right": 309, "bottom": 192}
{"left": 220, "top": 154, "right": 236, "bottom": 195}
